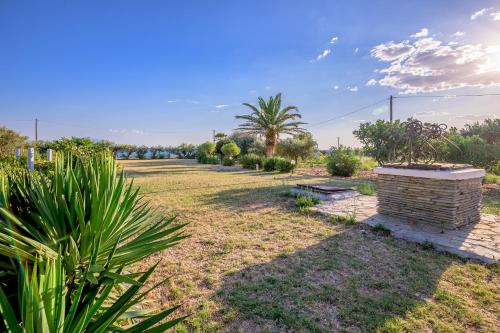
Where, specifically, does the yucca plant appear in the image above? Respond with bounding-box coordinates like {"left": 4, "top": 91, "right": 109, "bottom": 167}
{"left": 0, "top": 154, "right": 187, "bottom": 332}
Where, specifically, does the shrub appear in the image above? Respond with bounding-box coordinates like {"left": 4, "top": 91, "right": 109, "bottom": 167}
{"left": 0, "top": 154, "right": 187, "bottom": 331}
{"left": 0, "top": 126, "right": 27, "bottom": 159}
{"left": 295, "top": 194, "right": 320, "bottom": 212}
{"left": 353, "top": 120, "right": 407, "bottom": 164}
{"left": 483, "top": 173, "right": 500, "bottom": 184}
{"left": 327, "top": 150, "right": 361, "bottom": 177}
{"left": 221, "top": 142, "right": 241, "bottom": 159}
{"left": 275, "top": 158, "right": 295, "bottom": 173}
{"left": 359, "top": 156, "right": 378, "bottom": 171}
{"left": 229, "top": 133, "right": 265, "bottom": 155}
{"left": 264, "top": 156, "right": 282, "bottom": 171}
{"left": 490, "top": 162, "right": 500, "bottom": 175}
{"left": 223, "top": 157, "right": 235, "bottom": 166}
{"left": 329, "top": 212, "right": 357, "bottom": 225}
{"left": 215, "top": 138, "right": 236, "bottom": 156}
{"left": 198, "top": 141, "right": 216, "bottom": 156}
{"left": 198, "top": 154, "right": 219, "bottom": 164}
{"left": 239, "top": 153, "right": 265, "bottom": 169}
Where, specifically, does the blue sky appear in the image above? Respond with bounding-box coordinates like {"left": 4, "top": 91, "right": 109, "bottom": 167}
{"left": 1, "top": 0, "right": 500, "bottom": 148}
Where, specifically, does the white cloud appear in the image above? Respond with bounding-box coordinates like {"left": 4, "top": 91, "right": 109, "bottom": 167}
{"left": 315, "top": 49, "right": 332, "bottom": 61}
{"left": 347, "top": 85, "right": 358, "bottom": 92}
{"left": 411, "top": 28, "right": 429, "bottom": 38}
{"left": 454, "top": 113, "right": 497, "bottom": 121}
{"left": 491, "top": 11, "right": 500, "bottom": 20}
{"left": 330, "top": 36, "right": 339, "bottom": 44}
{"left": 109, "top": 128, "right": 127, "bottom": 134}
{"left": 369, "top": 35, "right": 500, "bottom": 93}
{"left": 471, "top": 8, "right": 491, "bottom": 20}
{"left": 366, "top": 79, "right": 377, "bottom": 86}
{"left": 215, "top": 104, "right": 229, "bottom": 109}
{"left": 333, "top": 85, "right": 339, "bottom": 90}
{"left": 371, "top": 40, "right": 415, "bottom": 61}
{"left": 354, "top": 47, "right": 359, "bottom": 54}
{"left": 353, "top": 119, "right": 366, "bottom": 123}
{"left": 109, "top": 128, "right": 145, "bottom": 135}
{"left": 452, "top": 31, "right": 465, "bottom": 38}
{"left": 413, "top": 111, "right": 450, "bottom": 117}
{"left": 167, "top": 100, "right": 177, "bottom": 103}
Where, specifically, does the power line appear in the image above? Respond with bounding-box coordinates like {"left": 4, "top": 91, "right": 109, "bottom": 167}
{"left": 307, "top": 97, "right": 388, "bottom": 128}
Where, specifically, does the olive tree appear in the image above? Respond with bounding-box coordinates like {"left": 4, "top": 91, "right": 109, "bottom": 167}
{"left": 276, "top": 132, "right": 317, "bottom": 165}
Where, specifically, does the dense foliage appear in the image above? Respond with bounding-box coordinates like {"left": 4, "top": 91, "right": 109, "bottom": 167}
{"left": 221, "top": 142, "right": 241, "bottom": 159}
{"left": 353, "top": 118, "right": 499, "bottom": 171}
{"left": 0, "top": 126, "right": 27, "bottom": 159}
{"left": 353, "top": 120, "right": 406, "bottom": 164}
{"left": 276, "top": 132, "right": 317, "bottom": 165}
{"left": 0, "top": 154, "right": 187, "bottom": 331}
{"left": 262, "top": 156, "right": 294, "bottom": 173}
{"left": 229, "top": 133, "right": 265, "bottom": 156}
{"left": 460, "top": 118, "right": 499, "bottom": 145}
{"left": 327, "top": 149, "right": 361, "bottom": 177}
{"left": 239, "top": 154, "right": 266, "bottom": 170}
{"left": 236, "top": 93, "right": 306, "bottom": 156}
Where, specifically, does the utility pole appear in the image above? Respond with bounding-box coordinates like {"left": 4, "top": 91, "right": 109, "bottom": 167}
{"left": 213, "top": 129, "right": 215, "bottom": 143}
{"left": 389, "top": 95, "right": 393, "bottom": 122}
{"left": 337, "top": 136, "right": 340, "bottom": 149}
{"left": 35, "top": 118, "right": 38, "bottom": 146}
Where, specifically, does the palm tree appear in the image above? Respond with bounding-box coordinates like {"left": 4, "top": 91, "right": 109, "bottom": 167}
{"left": 236, "top": 93, "right": 307, "bottom": 157}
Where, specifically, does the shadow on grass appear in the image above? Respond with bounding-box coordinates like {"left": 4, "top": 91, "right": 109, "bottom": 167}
{"left": 200, "top": 184, "right": 298, "bottom": 213}
{"left": 217, "top": 226, "right": 454, "bottom": 332}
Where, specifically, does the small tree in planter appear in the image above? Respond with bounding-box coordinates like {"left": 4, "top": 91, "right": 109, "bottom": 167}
{"left": 221, "top": 142, "right": 241, "bottom": 166}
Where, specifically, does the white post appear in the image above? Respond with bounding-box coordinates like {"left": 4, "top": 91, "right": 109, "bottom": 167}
{"left": 15, "top": 148, "right": 21, "bottom": 160}
{"left": 27, "top": 148, "right": 35, "bottom": 171}
{"left": 46, "top": 148, "right": 53, "bottom": 162}
{"left": 255, "top": 163, "right": 259, "bottom": 171}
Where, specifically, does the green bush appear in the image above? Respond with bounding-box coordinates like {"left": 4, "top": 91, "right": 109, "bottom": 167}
{"left": 0, "top": 154, "right": 187, "bottom": 331}
{"left": 327, "top": 150, "right": 361, "bottom": 177}
{"left": 239, "top": 153, "right": 265, "bottom": 169}
{"left": 276, "top": 158, "right": 295, "bottom": 173}
{"left": 295, "top": 194, "right": 320, "bottom": 212}
{"left": 198, "top": 154, "right": 219, "bottom": 164}
{"left": 329, "top": 213, "right": 357, "bottom": 225}
{"left": 484, "top": 173, "right": 500, "bottom": 184}
{"left": 223, "top": 157, "right": 235, "bottom": 166}
{"left": 263, "top": 156, "right": 282, "bottom": 171}
{"left": 198, "top": 141, "right": 216, "bottom": 157}
{"left": 489, "top": 162, "right": 500, "bottom": 176}
{"left": 221, "top": 142, "right": 241, "bottom": 159}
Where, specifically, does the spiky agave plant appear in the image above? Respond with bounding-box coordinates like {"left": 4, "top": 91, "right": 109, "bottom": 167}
{"left": 0, "top": 154, "right": 188, "bottom": 332}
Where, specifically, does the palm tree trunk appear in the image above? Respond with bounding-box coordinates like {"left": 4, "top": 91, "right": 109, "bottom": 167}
{"left": 265, "top": 134, "right": 276, "bottom": 157}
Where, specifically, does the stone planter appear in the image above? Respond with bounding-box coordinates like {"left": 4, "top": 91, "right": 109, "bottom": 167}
{"left": 374, "top": 165, "right": 485, "bottom": 229}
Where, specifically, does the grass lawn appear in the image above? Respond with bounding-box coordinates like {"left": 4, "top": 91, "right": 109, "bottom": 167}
{"left": 121, "top": 159, "right": 499, "bottom": 333}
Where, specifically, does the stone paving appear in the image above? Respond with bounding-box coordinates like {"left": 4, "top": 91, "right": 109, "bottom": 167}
{"left": 313, "top": 195, "right": 500, "bottom": 263}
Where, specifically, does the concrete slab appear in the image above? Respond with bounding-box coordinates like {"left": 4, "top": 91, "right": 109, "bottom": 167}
{"left": 313, "top": 196, "right": 500, "bottom": 263}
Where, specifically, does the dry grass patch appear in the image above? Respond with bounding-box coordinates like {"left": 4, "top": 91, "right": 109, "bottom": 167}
{"left": 120, "top": 159, "right": 499, "bottom": 333}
